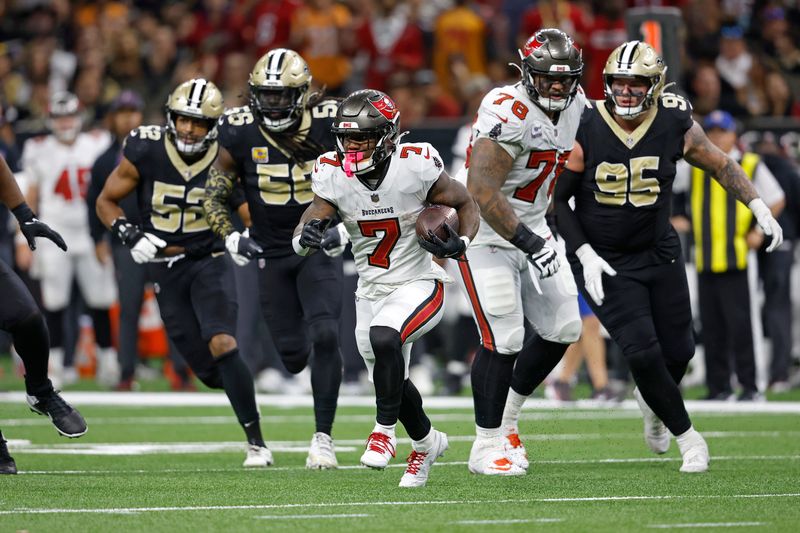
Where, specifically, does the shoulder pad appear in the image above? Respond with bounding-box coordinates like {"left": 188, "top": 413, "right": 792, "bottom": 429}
{"left": 123, "top": 125, "right": 162, "bottom": 165}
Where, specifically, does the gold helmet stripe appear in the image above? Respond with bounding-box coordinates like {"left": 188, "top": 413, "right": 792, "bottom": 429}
{"left": 617, "top": 41, "right": 639, "bottom": 69}
{"left": 267, "top": 48, "right": 288, "bottom": 81}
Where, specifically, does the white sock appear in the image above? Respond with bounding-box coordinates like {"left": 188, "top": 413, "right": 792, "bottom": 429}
{"left": 501, "top": 388, "right": 528, "bottom": 431}
{"left": 675, "top": 426, "right": 702, "bottom": 451}
{"left": 412, "top": 428, "right": 436, "bottom": 451}
{"left": 476, "top": 425, "right": 501, "bottom": 441}
{"left": 373, "top": 422, "right": 396, "bottom": 437}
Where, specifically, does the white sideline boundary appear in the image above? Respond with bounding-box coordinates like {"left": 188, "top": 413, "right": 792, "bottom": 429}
{"left": 0, "top": 493, "right": 797, "bottom": 516}
{"left": 1, "top": 391, "right": 800, "bottom": 414}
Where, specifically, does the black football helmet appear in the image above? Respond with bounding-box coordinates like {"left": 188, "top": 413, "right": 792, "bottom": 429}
{"left": 331, "top": 89, "right": 400, "bottom": 176}
{"left": 518, "top": 29, "right": 583, "bottom": 112}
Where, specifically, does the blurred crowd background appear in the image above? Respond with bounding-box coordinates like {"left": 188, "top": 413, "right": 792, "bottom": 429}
{"left": 1, "top": 0, "right": 800, "bottom": 400}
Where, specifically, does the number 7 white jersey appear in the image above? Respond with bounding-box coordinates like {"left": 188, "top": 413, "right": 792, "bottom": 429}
{"left": 460, "top": 83, "right": 585, "bottom": 247}
{"left": 311, "top": 143, "right": 448, "bottom": 300}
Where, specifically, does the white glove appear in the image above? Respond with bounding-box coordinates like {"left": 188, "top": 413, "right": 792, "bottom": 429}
{"left": 528, "top": 244, "right": 560, "bottom": 279}
{"left": 321, "top": 223, "right": 350, "bottom": 257}
{"left": 576, "top": 243, "right": 616, "bottom": 306}
{"left": 130, "top": 233, "right": 167, "bottom": 264}
{"left": 748, "top": 198, "right": 783, "bottom": 253}
{"left": 226, "top": 228, "right": 262, "bottom": 267}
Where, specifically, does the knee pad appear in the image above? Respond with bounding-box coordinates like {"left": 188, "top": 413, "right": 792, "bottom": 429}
{"left": 494, "top": 324, "right": 524, "bottom": 355}
{"left": 369, "top": 326, "right": 401, "bottom": 356}
{"left": 309, "top": 320, "right": 339, "bottom": 353}
{"left": 555, "top": 318, "right": 582, "bottom": 345}
{"left": 280, "top": 348, "right": 311, "bottom": 374}
{"left": 195, "top": 368, "right": 223, "bottom": 389}
{"left": 626, "top": 343, "right": 662, "bottom": 372}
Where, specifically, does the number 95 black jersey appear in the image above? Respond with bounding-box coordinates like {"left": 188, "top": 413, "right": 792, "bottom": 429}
{"left": 572, "top": 94, "right": 694, "bottom": 269}
{"left": 123, "top": 125, "right": 222, "bottom": 254}
{"left": 217, "top": 101, "right": 338, "bottom": 257}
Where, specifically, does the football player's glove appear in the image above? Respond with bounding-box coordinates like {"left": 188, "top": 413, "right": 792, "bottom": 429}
{"left": 225, "top": 228, "right": 262, "bottom": 266}
{"left": 748, "top": 198, "right": 783, "bottom": 253}
{"left": 112, "top": 218, "right": 166, "bottom": 264}
{"left": 299, "top": 219, "right": 330, "bottom": 250}
{"left": 418, "top": 223, "right": 468, "bottom": 259}
{"left": 321, "top": 222, "right": 350, "bottom": 257}
{"left": 576, "top": 243, "right": 616, "bottom": 306}
{"left": 528, "top": 245, "right": 559, "bottom": 279}
{"left": 12, "top": 203, "right": 67, "bottom": 251}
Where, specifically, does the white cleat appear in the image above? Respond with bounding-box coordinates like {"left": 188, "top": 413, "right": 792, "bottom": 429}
{"left": 360, "top": 431, "right": 396, "bottom": 469}
{"left": 306, "top": 432, "right": 338, "bottom": 469}
{"left": 503, "top": 428, "right": 529, "bottom": 470}
{"left": 633, "top": 387, "right": 671, "bottom": 454}
{"left": 468, "top": 438, "right": 526, "bottom": 476}
{"left": 399, "top": 430, "right": 449, "bottom": 488}
{"left": 243, "top": 444, "right": 273, "bottom": 468}
{"left": 95, "top": 347, "right": 121, "bottom": 388}
{"left": 678, "top": 433, "right": 710, "bottom": 473}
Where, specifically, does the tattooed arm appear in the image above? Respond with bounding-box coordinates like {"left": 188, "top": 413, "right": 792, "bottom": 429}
{"left": 466, "top": 138, "right": 517, "bottom": 239}
{"left": 683, "top": 121, "right": 783, "bottom": 252}
{"left": 202, "top": 146, "right": 238, "bottom": 239}
{"left": 683, "top": 121, "right": 758, "bottom": 204}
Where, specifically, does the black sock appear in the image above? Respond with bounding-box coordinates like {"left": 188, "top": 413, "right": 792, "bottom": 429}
{"left": 44, "top": 309, "right": 63, "bottom": 349}
{"left": 666, "top": 361, "right": 689, "bottom": 386}
{"left": 628, "top": 345, "right": 691, "bottom": 435}
{"left": 310, "top": 346, "right": 342, "bottom": 436}
{"left": 11, "top": 313, "right": 53, "bottom": 396}
{"left": 370, "top": 326, "right": 405, "bottom": 426}
{"left": 471, "top": 346, "right": 516, "bottom": 429}
{"left": 216, "top": 349, "right": 264, "bottom": 446}
{"left": 88, "top": 307, "right": 112, "bottom": 348}
{"left": 398, "top": 379, "right": 431, "bottom": 441}
{"left": 511, "top": 335, "right": 569, "bottom": 396}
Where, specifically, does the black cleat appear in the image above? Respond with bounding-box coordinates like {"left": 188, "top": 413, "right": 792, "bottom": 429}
{"left": 0, "top": 435, "right": 17, "bottom": 474}
{"left": 26, "top": 391, "right": 88, "bottom": 438}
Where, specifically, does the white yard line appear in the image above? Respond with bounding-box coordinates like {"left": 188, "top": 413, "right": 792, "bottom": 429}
{"left": 454, "top": 518, "right": 563, "bottom": 525}
{"left": 254, "top": 514, "right": 370, "bottom": 520}
{"left": 1, "top": 392, "right": 799, "bottom": 414}
{"left": 0, "top": 494, "right": 797, "bottom": 516}
{"left": 13, "top": 455, "right": 800, "bottom": 473}
{"left": 647, "top": 522, "right": 768, "bottom": 529}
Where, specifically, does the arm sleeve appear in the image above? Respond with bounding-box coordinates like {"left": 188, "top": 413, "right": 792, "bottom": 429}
{"left": 754, "top": 162, "right": 785, "bottom": 207}
{"left": 553, "top": 168, "right": 588, "bottom": 254}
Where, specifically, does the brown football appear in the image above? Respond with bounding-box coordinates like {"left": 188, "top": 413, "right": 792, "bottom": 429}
{"left": 416, "top": 204, "right": 459, "bottom": 242}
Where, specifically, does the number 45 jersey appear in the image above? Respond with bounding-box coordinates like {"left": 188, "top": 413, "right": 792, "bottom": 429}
{"left": 123, "top": 125, "right": 220, "bottom": 253}
{"left": 572, "top": 94, "right": 694, "bottom": 269}
{"left": 217, "top": 101, "right": 338, "bottom": 257}
{"left": 311, "top": 143, "right": 448, "bottom": 300}
{"left": 460, "top": 83, "right": 585, "bottom": 247}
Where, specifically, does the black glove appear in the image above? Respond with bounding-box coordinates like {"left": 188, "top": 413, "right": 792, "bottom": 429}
{"left": 299, "top": 218, "right": 331, "bottom": 249}
{"left": 508, "top": 222, "right": 546, "bottom": 255}
{"left": 112, "top": 218, "right": 145, "bottom": 248}
{"left": 12, "top": 203, "right": 67, "bottom": 251}
{"left": 418, "top": 223, "right": 466, "bottom": 259}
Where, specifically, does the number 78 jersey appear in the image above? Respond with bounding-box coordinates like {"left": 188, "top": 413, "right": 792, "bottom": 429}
{"left": 311, "top": 143, "right": 447, "bottom": 299}
{"left": 461, "top": 83, "right": 585, "bottom": 247}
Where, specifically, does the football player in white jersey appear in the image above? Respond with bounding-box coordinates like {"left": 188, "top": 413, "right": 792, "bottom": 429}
{"left": 294, "top": 89, "right": 480, "bottom": 487}
{"left": 21, "top": 92, "right": 118, "bottom": 387}
{"left": 456, "top": 29, "right": 586, "bottom": 474}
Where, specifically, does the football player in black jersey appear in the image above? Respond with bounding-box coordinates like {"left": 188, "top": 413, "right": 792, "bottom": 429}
{"left": 0, "top": 155, "right": 87, "bottom": 474}
{"left": 203, "top": 49, "right": 345, "bottom": 469}
{"left": 97, "top": 79, "right": 272, "bottom": 468}
{"left": 553, "top": 41, "right": 783, "bottom": 473}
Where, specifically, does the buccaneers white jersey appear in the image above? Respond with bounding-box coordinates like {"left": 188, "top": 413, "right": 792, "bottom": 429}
{"left": 460, "top": 83, "right": 585, "bottom": 247}
{"left": 312, "top": 142, "right": 447, "bottom": 299}
{"left": 22, "top": 131, "right": 111, "bottom": 235}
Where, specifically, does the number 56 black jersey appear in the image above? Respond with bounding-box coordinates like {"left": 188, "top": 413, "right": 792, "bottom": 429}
{"left": 217, "top": 101, "right": 338, "bottom": 257}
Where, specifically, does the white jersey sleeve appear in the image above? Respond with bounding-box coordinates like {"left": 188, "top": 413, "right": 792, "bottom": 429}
{"left": 311, "top": 151, "right": 340, "bottom": 206}
{"left": 473, "top": 88, "right": 528, "bottom": 160}
{"left": 395, "top": 142, "right": 444, "bottom": 202}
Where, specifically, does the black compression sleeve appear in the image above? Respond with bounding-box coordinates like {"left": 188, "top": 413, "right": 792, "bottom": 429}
{"left": 553, "top": 168, "right": 588, "bottom": 254}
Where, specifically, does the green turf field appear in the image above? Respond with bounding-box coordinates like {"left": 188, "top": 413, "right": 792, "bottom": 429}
{"left": 1, "top": 396, "right": 799, "bottom": 532}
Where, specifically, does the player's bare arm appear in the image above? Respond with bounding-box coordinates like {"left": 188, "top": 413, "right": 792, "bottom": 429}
{"left": 0, "top": 156, "right": 26, "bottom": 209}
{"left": 203, "top": 146, "right": 238, "bottom": 239}
{"left": 96, "top": 157, "right": 140, "bottom": 228}
{"left": 426, "top": 171, "right": 480, "bottom": 241}
{"left": 466, "top": 138, "right": 518, "bottom": 240}
{"left": 683, "top": 121, "right": 758, "bottom": 205}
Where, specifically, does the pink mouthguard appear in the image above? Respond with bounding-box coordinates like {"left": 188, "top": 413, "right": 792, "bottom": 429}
{"left": 342, "top": 152, "right": 366, "bottom": 178}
